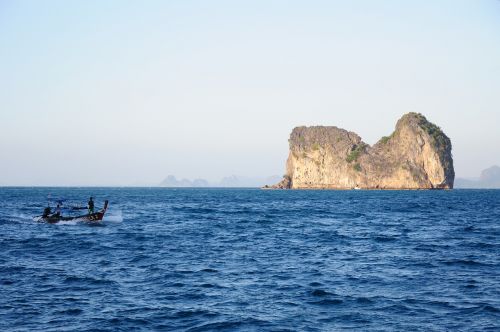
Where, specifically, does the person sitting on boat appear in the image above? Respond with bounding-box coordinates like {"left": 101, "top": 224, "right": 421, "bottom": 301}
{"left": 42, "top": 206, "right": 51, "bottom": 218}
{"left": 88, "top": 197, "right": 94, "bottom": 214}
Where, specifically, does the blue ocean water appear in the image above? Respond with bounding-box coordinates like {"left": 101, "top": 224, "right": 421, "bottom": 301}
{"left": 0, "top": 188, "right": 499, "bottom": 331}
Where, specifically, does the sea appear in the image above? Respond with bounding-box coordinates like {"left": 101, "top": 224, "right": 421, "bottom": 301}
{"left": 0, "top": 187, "right": 499, "bottom": 331}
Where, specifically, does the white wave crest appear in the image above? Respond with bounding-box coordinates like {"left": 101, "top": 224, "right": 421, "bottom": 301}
{"left": 104, "top": 210, "right": 123, "bottom": 222}
{"left": 55, "top": 220, "right": 79, "bottom": 226}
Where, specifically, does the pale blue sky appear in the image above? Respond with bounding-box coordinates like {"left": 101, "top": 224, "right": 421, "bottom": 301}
{"left": 1, "top": 0, "right": 499, "bottom": 185}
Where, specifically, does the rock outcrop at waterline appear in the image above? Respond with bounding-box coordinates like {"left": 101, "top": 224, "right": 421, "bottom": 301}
{"left": 268, "top": 113, "right": 454, "bottom": 189}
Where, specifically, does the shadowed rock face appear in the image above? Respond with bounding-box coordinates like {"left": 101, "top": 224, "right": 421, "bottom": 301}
{"left": 270, "top": 113, "right": 454, "bottom": 189}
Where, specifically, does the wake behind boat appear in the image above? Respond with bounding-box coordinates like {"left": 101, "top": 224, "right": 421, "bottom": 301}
{"left": 36, "top": 199, "right": 109, "bottom": 224}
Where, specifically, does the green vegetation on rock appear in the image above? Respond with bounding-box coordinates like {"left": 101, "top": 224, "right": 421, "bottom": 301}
{"left": 379, "top": 132, "right": 394, "bottom": 144}
{"left": 410, "top": 113, "right": 450, "bottom": 152}
{"left": 353, "top": 163, "right": 362, "bottom": 172}
{"left": 346, "top": 143, "right": 367, "bottom": 163}
{"left": 379, "top": 136, "right": 390, "bottom": 144}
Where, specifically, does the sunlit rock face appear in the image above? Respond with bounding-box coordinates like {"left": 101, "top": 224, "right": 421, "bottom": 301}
{"left": 270, "top": 113, "right": 454, "bottom": 189}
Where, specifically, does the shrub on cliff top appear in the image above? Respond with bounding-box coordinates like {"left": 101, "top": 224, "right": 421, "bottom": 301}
{"left": 414, "top": 113, "right": 450, "bottom": 152}
{"left": 379, "top": 136, "right": 390, "bottom": 144}
{"left": 379, "top": 132, "right": 395, "bottom": 144}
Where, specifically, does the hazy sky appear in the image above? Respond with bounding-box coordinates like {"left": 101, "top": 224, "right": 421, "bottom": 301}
{"left": 1, "top": 0, "right": 499, "bottom": 186}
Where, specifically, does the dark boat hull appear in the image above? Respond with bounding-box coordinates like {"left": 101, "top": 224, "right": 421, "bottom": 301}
{"left": 43, "top": 211, "right": 105, "bottom": 223}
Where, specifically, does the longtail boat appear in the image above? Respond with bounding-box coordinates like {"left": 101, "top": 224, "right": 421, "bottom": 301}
{"left": 38, "top": 200, "right": 109, "bottom": 223}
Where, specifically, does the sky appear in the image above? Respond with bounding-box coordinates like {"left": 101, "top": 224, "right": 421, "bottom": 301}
{"left": 0, "top": 0, "right": 499, "bottom": 186}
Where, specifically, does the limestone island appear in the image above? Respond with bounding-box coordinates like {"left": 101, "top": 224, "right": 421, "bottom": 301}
{"left": 266, "top": 113, "right": 454, "bottom": 190}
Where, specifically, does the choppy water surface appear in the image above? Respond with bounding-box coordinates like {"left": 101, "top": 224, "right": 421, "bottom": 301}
{"left": 0, "top": 188, "right": 499, "bottom": 331}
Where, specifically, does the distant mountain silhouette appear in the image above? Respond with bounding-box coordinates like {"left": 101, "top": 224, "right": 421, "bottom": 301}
{"left": 455, "top": 166, "right": 500, "bottom": 188}
{"left": 158, "top": 175, "right": 282, "bottom": 188}
{"left": 219, "top": 175, "right": 282, "bottom": 187}
{"left": 159, "top": 175, "right": 209, "bottom": 187}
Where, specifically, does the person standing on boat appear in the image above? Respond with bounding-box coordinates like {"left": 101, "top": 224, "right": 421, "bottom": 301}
{"left": 88, "top": 197, "right": 94, "bottom": 214}
{"left": 54, "top": 204, "right": 62, "bottom": 217}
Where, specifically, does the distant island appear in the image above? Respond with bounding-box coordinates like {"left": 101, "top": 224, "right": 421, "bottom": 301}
{"left": 159, "top": 175, "right": 282, "bottom": 188}
{"left": 455, "top": 166, "right": 500, "bottom": 189}
{"left": 159, "top": 176, "right": 210, "bottom": 187}
{"left": 267, "top": 113, "right": 454, "bottom": 189}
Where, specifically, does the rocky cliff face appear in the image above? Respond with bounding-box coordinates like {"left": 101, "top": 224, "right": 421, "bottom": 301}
{"left": 270, "top": 113, "right": 454, "bottom": 189}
